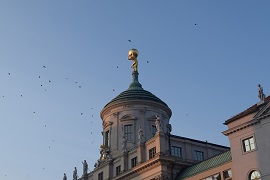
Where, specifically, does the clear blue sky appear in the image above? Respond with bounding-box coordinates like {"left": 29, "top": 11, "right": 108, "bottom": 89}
{"left": 1, "top": 1, "right": 270, "bottom": 179}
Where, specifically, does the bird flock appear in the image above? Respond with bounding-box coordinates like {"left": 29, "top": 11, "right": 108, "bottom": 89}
{"left": 1, "top": 38, "right": 160, "bottom": 179}
{"left": 1, "top": 64, "right": 99, "bottom": 179}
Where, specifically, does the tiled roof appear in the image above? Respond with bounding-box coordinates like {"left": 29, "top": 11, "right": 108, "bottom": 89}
{"left": 224, "top": 96, "right": 270, "bottom": 125}
{"left": 104, "top": 89, "right": 169, "bottom": 108}
{"left": 104, "top": 71, "right": 169, "bottom": 109}
{"left": 176, "top": 151, "right": 232, "bottom": 180}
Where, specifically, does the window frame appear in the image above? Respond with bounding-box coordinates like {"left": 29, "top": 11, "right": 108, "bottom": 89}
{"left": 171, "top": 146, "right": 182, "bottom": 158}
{"left": 194, "top": 150, "right": 204, "bottom": 161}
{"left": 249, "top": 170, "right": 261, "bottom": 180}
{"left": 98, "top": 172, "right": 103, "bottom": 180}
{"left": 241, "top": 135, "right": 257, "bottom": 154}
{"left": 149, "top": 147, "right": 156, "bottom": 159}
{"left": 123, "top": 124, "right": 133, "bottom": 141}
{"left": 104, "top": 130, "right": 110, "bottom": 147}
{"left": 116, "top": 165, "right": 121, "bottom": 176}
{"left": 131, "top": 156, "right": 137, "bottom": 168}
{"left": 223, "top": 169, "right": 232, "bottom": 179}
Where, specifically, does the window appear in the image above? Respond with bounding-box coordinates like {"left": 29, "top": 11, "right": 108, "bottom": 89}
{"left": 249, "top": 170, "right": 261, "bottom": 180}
{"left": 223, "top": 169, "right": 232, "bottom": 179}
{"left": 116, "top": 165, "right": 121, "bottom": 176}
{"left": 98, "top": 172, "right": 103, "bottom": 180}
{"left": 149, "top": 147, "right": 156, "bottom": 159}
{"left": 243, "top": 137, "right": 256, "bottom": 152}
{"left": 171, "top": 146, "right": 182, "bottom": 157}
{"left": 201, "top": 174, "right": 221, "bottom": 180}
{"left": 124, "top": 125, "right": 133, "bottom": 141}
{"left": 131, "top": 157, "right": 137, "bottom": 168}
{"left": 194, "top": 150, "right": 204, "bottom": 161}
{"left": 213, "top": 174, "right": 221, "bottom": 180}
{"left": 152, "top": 125, "right": 157, "bottom": 137}
{"left": 105, "top": 130, "right": 109, "bottom": 147}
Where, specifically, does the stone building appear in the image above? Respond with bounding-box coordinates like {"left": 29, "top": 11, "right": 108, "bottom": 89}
{"left": 68, "top": 50, "right": 269, "bottom": 180}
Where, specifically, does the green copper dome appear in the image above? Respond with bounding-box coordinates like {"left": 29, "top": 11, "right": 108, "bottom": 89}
{"left": 104, "top": 71, "right": 169, "bottom": 108}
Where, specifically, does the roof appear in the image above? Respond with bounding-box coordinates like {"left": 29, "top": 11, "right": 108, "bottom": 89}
{"left": 224, "top": 96, "right": 270, "bottom": 125}
{"left": 171, "top": 135, "right": 230, "bottom": 149}
{"left": 103, "top": 71, "right": 169, "bottom": 108}
{"left": 176, "top": 151, "right": 232, "bottom": 180}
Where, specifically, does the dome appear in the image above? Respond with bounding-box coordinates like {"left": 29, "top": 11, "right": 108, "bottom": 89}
{"left": 103, "top": 71, "right": 169, "bottom": 108}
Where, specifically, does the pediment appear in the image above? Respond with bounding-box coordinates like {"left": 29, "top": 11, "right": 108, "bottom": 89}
{"left": 254, "top": 102, "right": 270, "bottom": 120}
{"left": 120, "top": 114, "right": 137, "bottom": 121}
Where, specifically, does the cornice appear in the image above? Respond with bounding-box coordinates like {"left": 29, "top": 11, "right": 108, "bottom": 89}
{"left": 100, "top": 100, "right": 172, "bottom": 120}
{"left": 223, "top": 111, "right": 270, "bottom": 136}
{"left": 222, "top": 119, "right": 259, "bottom": 136}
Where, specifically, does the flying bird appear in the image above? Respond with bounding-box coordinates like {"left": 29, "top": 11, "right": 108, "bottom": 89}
{"left": 195, "top": 24, "right": 197, "bottom": 25}
{"left": 43, "top": 65, "right": 46, "bottom": 68}
{"left": 128, "top": 40, "right": 131, "bottom": 42}
{"left": 147, "top": 61, "right": 149, "bottom": 63}
{"left": 79, "top": 86, "right": 81, "bottom": 88}
{"left": 8, "top": 73, "right": 10, "bottom": 75}
{"left": 49, "top": 80, "right": 51, "bottom": 82}
{"left": 81, "top": 113, "right": 83, "bottom": 115}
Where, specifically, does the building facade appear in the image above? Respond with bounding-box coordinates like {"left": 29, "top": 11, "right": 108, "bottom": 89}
{"left": 68, "top": 50, "right": 270, "bottom": 180}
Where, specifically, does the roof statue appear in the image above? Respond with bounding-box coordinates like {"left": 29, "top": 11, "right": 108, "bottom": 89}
{"left": 258, "top": 84, "right": 266, "bottom": 101}
{"left": 63, "top": 173, "right": 67, "bottom": 180}
{"left": 128, "top": 48, "right": 139, "bottom": 72}
{"left": 82, "top": 160, "right": 88, "bottom": 175}
{"left": 73, "top": 167, "right": 78, "bottom": 180}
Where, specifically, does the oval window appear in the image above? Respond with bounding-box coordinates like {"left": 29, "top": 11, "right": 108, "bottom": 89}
{"left": 250, "top": 170, "right": 261, "bottom": 180}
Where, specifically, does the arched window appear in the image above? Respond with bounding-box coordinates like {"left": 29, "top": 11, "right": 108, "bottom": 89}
{"left": 249, "top": 170, "right": 261, "bottom": 180}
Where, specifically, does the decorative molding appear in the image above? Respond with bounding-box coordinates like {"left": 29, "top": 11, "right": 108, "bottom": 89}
{"left": 122, "top": 105, "right": 134, "bottom": 108}
{"left": 222, "top": 119, "right": 259, "bottom": 136}
{"left": 100, "top": 100, "right": 172, "bottom": 120}
{"left": 103, "top": 121, "right": 113, "bottom": 129}
{"left": 113, "top": 112, "right": 119, "bottom": 118}
{"left": 120, "top": 114, "right": 137, "bottom": 122}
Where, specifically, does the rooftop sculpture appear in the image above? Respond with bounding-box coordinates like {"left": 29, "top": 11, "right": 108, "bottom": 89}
{"left": 128, "top": 48, "right": 139, "bottom": 72}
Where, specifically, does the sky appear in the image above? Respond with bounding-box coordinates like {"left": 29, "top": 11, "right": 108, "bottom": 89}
{"left": 0, "top": 1, "right": 270, "bottom": 179}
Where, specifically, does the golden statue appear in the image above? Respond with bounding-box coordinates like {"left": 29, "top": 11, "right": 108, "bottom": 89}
{"left": 128, "top": 48, "right": 139, "bottom": 72}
